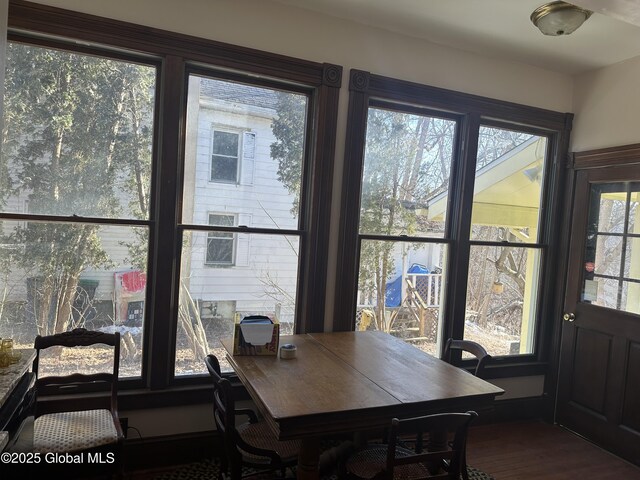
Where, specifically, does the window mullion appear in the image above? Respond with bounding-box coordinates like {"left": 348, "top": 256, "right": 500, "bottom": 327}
{"left": 147, "top": 54, "right": 186, "bottom": 390}
{"left": 444, "top": 113, "right": 481, "bottom": 348}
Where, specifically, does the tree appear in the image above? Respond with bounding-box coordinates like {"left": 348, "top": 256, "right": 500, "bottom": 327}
{"left": 1, "top": 43, "right": 154, "bottom": 338}
{"left": 270, "top": 93, "right": 537, "bottom": 341}
{"left": 356, "top": 110, "right": 457, "bottom": 332}
{"left": 270, "top": 92, "right": 306, "bottom": 215}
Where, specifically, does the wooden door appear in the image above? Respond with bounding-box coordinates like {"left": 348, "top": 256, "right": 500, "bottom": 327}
{"left": 557, "top": 162, "right": 640, "bottom": 466}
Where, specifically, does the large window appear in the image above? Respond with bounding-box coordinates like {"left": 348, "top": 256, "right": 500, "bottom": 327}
{"left": 2, "top": 3, "right": 340, "bottom": 387}
{"left": 177, "top": 74, "right": 308, "bottom": 374}
{"left": 464, "top": 127, "right": 548, "bottom": 356}
{"left": 0, "top": 41, "right": 155, "bottom": 378}
{"left": 355, "top": 107, "right": 456, "bottom": 355}
{"left": 336, "top": 70, "right": 571, "bottom": 369}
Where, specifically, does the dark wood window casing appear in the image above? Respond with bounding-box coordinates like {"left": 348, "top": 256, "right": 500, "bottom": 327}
{"left": 334, "top": 70, "right": 573, "bottom": 377}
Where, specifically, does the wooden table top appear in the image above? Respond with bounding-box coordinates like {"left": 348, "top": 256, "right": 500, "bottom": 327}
{"left": 222, "top": 331, "right": 503, "bottom": 439}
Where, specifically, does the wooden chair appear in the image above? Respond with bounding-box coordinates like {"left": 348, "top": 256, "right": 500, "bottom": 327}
{"left": 32, "top": 328, "right": 124, "bottom": 476}
{"left": 443, "top": 339, "right": 491, "bottom": 379}
{"left": 205, "top": 354, "right": 300, "bottom": 480}
{"left": 343, "top": 411, "right": 477, "bottom": 480}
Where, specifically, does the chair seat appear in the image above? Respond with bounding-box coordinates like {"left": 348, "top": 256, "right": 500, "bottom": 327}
{"left": 33, "top": 409, "right": 119, "bottom": 453}
{"left": 238, "top": 420, "right": 301, "bottom": 463}
{"left": 346, "top": 445, "right": 430, "bottom": 480}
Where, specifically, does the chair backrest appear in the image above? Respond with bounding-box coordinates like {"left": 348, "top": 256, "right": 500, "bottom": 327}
{"left": 204, "top": 354, "right": 281, "bottom": 467}
{"left": 33, "top": 328, "right": 120, "bottom": 418}
{"left": 205, "top": 354, "right": 232, "bottom": 438}
{"left": 383, "top": 411, "right": 477, "bottom": 480}
{"left": 205, "top": 354, "right": 244, "bottom": 463}
{"left": 443, "top": 338, "right": 491, "bottom": 378}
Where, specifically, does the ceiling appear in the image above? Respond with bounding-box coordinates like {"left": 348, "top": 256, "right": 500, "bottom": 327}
{"left": 270, "top": 0, "right": 640, "bottom": 75}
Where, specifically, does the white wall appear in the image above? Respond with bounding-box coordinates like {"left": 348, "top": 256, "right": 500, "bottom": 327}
{"left": 32, "top": 0, "right": 573, "bottom": 111}
{"left": 572, "top": 55, "right": 640, "bottom": 152}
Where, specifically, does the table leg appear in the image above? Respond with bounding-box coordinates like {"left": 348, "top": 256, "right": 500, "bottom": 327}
{"left": 297, "top": 437, "right": 321, "bottom": 480}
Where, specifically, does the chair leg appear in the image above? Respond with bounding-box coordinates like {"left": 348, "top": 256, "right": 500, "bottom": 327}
{"left": 461, "top": 445, "right": 470, "bottom": 480}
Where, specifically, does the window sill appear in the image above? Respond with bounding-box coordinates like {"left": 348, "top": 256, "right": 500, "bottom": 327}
{"left": 464, "top": 360, "right": 548, "bottom": 379}
{"left": 35, "top": 375, "right": 248, "bottom": 414}
{"left": 34, "top": 361, "right": 547, "bottom": 415}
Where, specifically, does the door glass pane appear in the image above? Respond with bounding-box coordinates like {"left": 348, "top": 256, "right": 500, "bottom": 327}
{"left": 628, "top": 192, "right": 639, "bottom": 231}
{"left": 176, "top": 231, "right": 299, "bottom": 375}
{"left": 597, "top": 197, "right": 627, "bottom": 233}
{"left": 470, "top": 127, "right": 547, "bottom": 243}
{"left": 582, "top": 182, "right": 640, "bottom": 314}
{"left": 183, "top": 75, "right": 308, "bottom": 228}
{"left": 356, "top": 240, "right": 448, "bottom": 356}
{"left": 464, "top": 245, "right": 541, "bottom": 356}
{"left": 2, "top": 43, "right": 155, "bottom": 219}
{"left": 585, "top": 278, "right": 628, "bottom": 310}
{"left": 360, "top": 108, "right": 456, "bottom": 238}
{"left": 0, "top": 221, "right": 148, "bottom": 378}
{"left": 593, "top": 235, "right": 623, "bottom": 277}
{"left": 627, "top": 239, "right": 640, "bottom": 280}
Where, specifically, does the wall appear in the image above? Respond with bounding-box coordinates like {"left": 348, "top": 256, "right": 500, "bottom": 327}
{"left": 572, "top": 55, "right": 640, "bottom": 152}
{"left": 122, "top": 404, "right": 214, "bottom": 438}
{"left": 31, "top": 0, "right": 573, "bottom": 111}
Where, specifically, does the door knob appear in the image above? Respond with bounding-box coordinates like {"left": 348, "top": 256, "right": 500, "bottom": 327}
{"left": 563, "top": 312, "right": 575, "bottom": 322}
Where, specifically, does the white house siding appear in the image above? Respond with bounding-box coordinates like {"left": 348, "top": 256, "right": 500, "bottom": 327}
{"left": 83, "top": 225, "right": 146, "bottom": 302}
{"left": 189, "top": 98, "right": 298, "bottom": 229}
{"left": 1, "top": 76, "right": 299, "bottom": 335}
{"left": 183, "top": 79, "right": 300, "bottom": 324}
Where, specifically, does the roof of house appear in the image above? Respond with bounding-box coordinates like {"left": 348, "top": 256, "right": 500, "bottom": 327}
{"left": 200, "top": 78, "right": 279, "bottom": 109}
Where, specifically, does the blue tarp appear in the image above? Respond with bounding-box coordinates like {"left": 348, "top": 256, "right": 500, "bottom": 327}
{"left": 385, "top": 263, "right": 430, "bottom": 307}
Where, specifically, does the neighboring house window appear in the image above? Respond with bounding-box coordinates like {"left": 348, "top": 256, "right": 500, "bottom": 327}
{"left": 206, "top": 213, "right": 235, "bottom": 265}
{"left": 211, "top": 130, "right": 240, "bottom": 183}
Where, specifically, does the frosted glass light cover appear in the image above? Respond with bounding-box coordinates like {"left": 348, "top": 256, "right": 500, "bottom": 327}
{"left": 531, "top": 2, "right": 592, "bottom": 36}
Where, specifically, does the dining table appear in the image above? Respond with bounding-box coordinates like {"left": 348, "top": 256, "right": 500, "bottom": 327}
{"left": 222, "top": 331, "right": 504, "bottom": 480}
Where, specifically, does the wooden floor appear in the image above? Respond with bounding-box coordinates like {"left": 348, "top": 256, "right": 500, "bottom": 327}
{"left": 127, "top": 420, "right": 640, "bottom": 479}
{"left": 467, "top": 420, "right": 640, "bottom": 479}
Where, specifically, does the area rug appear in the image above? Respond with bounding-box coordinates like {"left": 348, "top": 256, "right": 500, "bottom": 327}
{"left": 152, "top": 458, "right": 495, "bottom": 480}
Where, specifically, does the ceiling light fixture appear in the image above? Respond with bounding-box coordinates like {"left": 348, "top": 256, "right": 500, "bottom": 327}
{"left": 530, "top": 1, "right": 593, "bottom": 36}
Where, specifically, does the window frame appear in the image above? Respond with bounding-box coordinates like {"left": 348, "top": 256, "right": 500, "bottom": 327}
{"left": 0, "top": 34, "right": 161, "bottom": 390}
{"left": 334, "top": 70, "right": 572, "bottom": 377}
{"left": 6, "top": 1, "right": 342, "bottom": 394}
